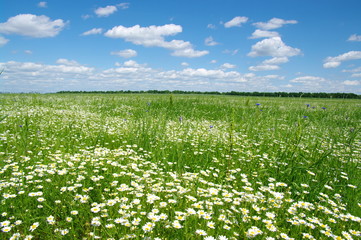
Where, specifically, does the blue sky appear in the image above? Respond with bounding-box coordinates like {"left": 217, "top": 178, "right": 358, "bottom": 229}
{"left": 1, "top": 0, "right": 361, "bottom": 93}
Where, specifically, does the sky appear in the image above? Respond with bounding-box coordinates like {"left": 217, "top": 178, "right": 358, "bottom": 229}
{"left": 1, "top": 0, "right": 361, "bottom": 93}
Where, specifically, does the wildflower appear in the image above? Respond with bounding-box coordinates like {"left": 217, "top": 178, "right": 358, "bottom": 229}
{"left": 71, "top": 210, "right": 78, "bottom": 215}
{"left": 172, "top": 220, "right": 182, "bottom": 229}
{"left": 105, "top": 224, "right": 115, "bottom": 229}
{"left": 47, "top": 215, "right": 55, "bottom": 225}
{"left": 91, "top": 206, "right": 101, "bottom": 213}
{"left": 1, "top": 220, "right": 10, "bottom": 227}
{"left": 29, "top": 222, "right": 39, "bottom": 232}
{"left": 302, "top": 233, "right": 316, "bottom": 239}
{"left": 2, "top": 226, "right": 11, "bottom": 232}
{"left": 9, "top": 233, "right": 21, "bottom": 240}
{"left": 14, "top": 220, "right": 22, "bottom": 225}
{"left": 142, "top": 222, "right": 154, "bottom": 232}
{"left": 60, "top": 229, "right": 69, "bottom": 235}
{"left": 245, "top": 226, "right": 263, "bottom": 238}
{"left": 196, "top": 229, "right": 207, "bottom": 236}
{"left": 204, "top": 237, "right": 216, "bottom": 240}
{"left": 218, "top": 236, "right": 228, "bottom": 240}
{"left": 207, "top": 221, "right": 216, "bottom": 229}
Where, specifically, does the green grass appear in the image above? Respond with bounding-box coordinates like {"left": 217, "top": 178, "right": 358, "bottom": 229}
{"left": 0, "top": 93, "right": 360, "bottom": 240}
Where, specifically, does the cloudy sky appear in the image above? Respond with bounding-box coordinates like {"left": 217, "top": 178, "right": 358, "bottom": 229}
{"left": 1, "top": 0, "right": 361, "bottom": 93}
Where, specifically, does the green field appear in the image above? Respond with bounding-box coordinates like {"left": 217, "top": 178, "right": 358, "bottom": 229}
{"left": 0, "top": 94, "right": 360, "bottom": 240}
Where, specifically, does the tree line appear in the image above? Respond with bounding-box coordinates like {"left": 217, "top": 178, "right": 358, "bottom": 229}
{"left": 56, "top": 90, "right": 361, "bottom": 99}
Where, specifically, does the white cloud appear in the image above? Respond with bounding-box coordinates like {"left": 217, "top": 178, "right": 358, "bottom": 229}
{"left": 205, "top": 36, "right": 219, "bottom": 46}
{"left": 56, "top": 59, "right": 81, "bottom": 66}
{"left": 290, "top": 76, "right": 326, "bottom": 84}
{"left": 249, "top": 64, "right": 280, "bottom": 71}
{"left": 222, "top": 49, "right": 239, "bottom": 55}
{"left": 81, "top": 28, "right": 103, "bottom": 36}
{"left": 111, "top": 49, "right": 137, "bottom": 58}
{"left": 0, "top": 36, "right": 9, "bottom": 46}
{"left": 2, "top": 60, "right": 359, "bottom": 93}
{"left": 249, "top": 29, "right": 280, "bottom": 39}
{"left": 224, "top": 16, "right": 248, "bottom": 28}
{"left": 348, "top": 34, "right": 361, "bottom": 42}
{"left": 248, "top": 56, "right": 290, "bottom": 72}
{"left": 253, "top": 18, "right": 297, "bottom": 30}
{"left": 207, "top": 24, "right": 216, "bottom": 29}
{"left": 248, "top": 37, "right": 301, "bottom": 57}
{"left": 263, "top": 57, "right": 289, "bottom": 65}
{"left": 342, "top": 66, "right": 361, "bottom": 73}
{"left": 95, "top": 5, "right": 118, "bottom": 17}
{"left": 0, "top": 60, "right": 95, "bottom": 92}
{"left": 105, "top": 24, "right": 208, "bottom": 58}
{"left": 181, "top": 62, "right": 189, "bottom": 67}
{"left": 0, "top": 14, "right": 66, "bottom": 38}
{"left": 343, "top": 80, "right": 360, "bottom": 86}
{"left": 82, "top": 15, "right": 91, "bottom": 20}
{"left": 323, "top": 61, "right": 341, "bottom": 68}
{"left": 220, "top": 63, "right": 236, "bottom": 69}
{"left": 117, "top": 3, "right": 130, "bottom": 9}
{"left": 105, "top": 24, "right": 182, "bottom": 45}
{"left": 38, "top": 1, "right": 47, "bottom": 8}
{"left": 24, "top": 50, "right": 33, "bottom": 54}
{"left": 351, "top": 73, "right": 361, "bottom": 78}
{"left": 171, "top": 48, "right": 208, "bottom": 58}
{"left": 323, "top": 51, "right": 361, "bottom": 68}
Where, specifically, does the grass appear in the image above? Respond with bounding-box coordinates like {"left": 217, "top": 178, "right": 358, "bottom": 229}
{"left": 0, "top": 93, "right": 360, "bottom": 240}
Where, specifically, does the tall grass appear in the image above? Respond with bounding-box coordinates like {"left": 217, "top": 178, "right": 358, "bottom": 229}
{"left": 0, "top": 93, "right": 360, "bottom": 239}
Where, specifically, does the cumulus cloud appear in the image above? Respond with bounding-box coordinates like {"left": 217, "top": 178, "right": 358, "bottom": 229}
{"left": 205, "top": 36, "right": 219, "bottom": 46}
{"left": 220, "top": 63, "right": 236, "bottom": 69}
{"left": 105, "top": 24, "right": 208, "bottom": 58}
{"left": 0, "top": 36, "right": 9, "bottom": 46}
{"left": 248, "top": 37, "right": 301, "bottom": 57}
{"left": 249, "top": 57, "right": 289, "bottom": 71}
{"left": 110, "top": 49, "right": 137, "bottom": 58}
{"left": 249, "top": 29, "right": 280, "bottom": 39}
{"left": 253, "top": 18, "right": 297, "bottom": 30}
{"left": 249, "top": 64, "right": 280, "bottom": 71}
{"left": 0, "top": 14, "right": 66, "bottom": 38}
{"left": 342, "top": 66, "right": 361, "bottom": 73}
{"left": 117, "top": 3, "right": 130, "bottom": 9}
{"left": 171, "top": 48, "right": 209, "bottom": 58}
{"left": 38, "top": 1, "right": 47, "bottom": 8}
{"left": 95, "top": 5, "right": 118, "bottom": 17}
{"left": 290, "top": 76, "right": 326, "bottom": 84}
{"left": 224, "top": 16, "right": 248, "bottom": 28}
{"left": 348, "top": 34, "right": 361, "bottom": 42}
{"left": 343, "top": 80, "right": 360, "bottom": 86}
{"left": 81, "top": 28, "right": 103, "bottom": 36}
{"left": 351, "top": 73, "right": 361, "bottom": 78}
{"left": 323, "top": 51, "right": 361, "bottom": 68}
{"left": 3, "top": 60, "right": 356, "bottom": 93}
{"left": 56, "top": 58, "right": 81, "bottom": 66}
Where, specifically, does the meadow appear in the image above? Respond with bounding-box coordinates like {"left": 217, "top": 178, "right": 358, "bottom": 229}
{"left": 0, "top": 93, "right": 360, "bottom": 240}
